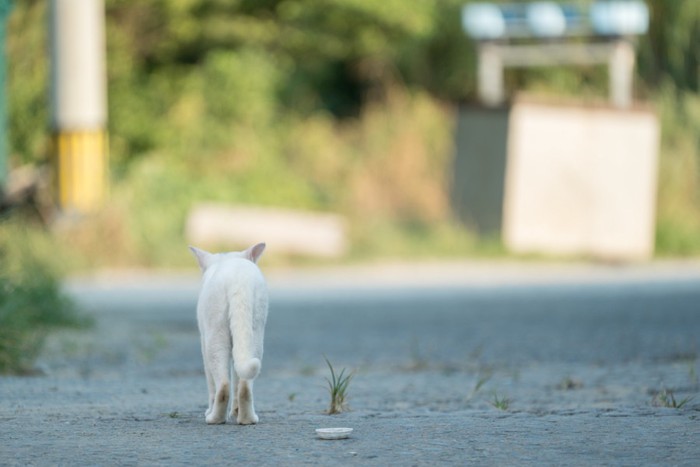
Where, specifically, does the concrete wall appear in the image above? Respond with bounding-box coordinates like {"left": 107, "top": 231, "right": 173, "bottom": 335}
{"left": 453, "top": 99, "right": 660, "bottom": 260}
{"left": 186, "top": 204, "right": 348, "bottom": 258}
{"left": 452, "top": 107, "right": 509, "bottom": 234}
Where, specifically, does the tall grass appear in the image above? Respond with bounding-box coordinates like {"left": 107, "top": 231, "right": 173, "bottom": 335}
{"left": 0, "top": 221, "right": 90, "bottom": 374}
{"left": 4, "top": 86, "right": 699, "bottom": 269}
{"left": 27, "top": 87, "right": 483, "bottom": 269}
{"left": 6, "top": 1, "right": 700, "bottom": 269}
{"left": 9, "top": 83, "right": 699, "bottom": 268}
{"left": 324, "top": 357, "right": 353, "bottom": 415}
{"left": 654, "top": 84, "right": 700, "bottom": 255}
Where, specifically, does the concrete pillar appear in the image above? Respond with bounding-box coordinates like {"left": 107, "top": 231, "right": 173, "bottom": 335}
{"left": 49, "top": 0, "right": 107, "bottom": 213}
{"left": 477, "top": 43, "right": 504, "bottom": 107}
{"left": 609, "top": 40, "right": 635, "bottom": 108}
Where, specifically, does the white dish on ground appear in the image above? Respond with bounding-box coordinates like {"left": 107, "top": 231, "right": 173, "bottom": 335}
{"left": 316, "top": 427, "right": 353, "bottom": 440}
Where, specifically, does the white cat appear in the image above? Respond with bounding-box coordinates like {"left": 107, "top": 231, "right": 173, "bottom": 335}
{"left": 189, "top": 243, "right": 269, "bottom": 425}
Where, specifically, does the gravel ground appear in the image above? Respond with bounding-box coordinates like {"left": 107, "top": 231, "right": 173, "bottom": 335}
{"left": 2, "top": 261, "right": 700, "bottom": 466}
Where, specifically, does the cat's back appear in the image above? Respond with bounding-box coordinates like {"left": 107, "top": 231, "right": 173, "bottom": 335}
{"left": 207, "top": 255, "right": 266, "bottom": 292}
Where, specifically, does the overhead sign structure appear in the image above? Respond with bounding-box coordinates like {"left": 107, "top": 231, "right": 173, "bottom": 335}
{"left": 462, "top": 1, "right": 649, "bottom": 107}
{"left": 49, "top": 0, "right": 108, "bottom": 213}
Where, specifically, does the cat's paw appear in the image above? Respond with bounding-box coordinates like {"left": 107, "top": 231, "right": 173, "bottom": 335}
{"left": 237, "top": 412, "right": 259, "bottom": 425}
{"left": 205, "top": 413, "right": 227, "bottom": 425}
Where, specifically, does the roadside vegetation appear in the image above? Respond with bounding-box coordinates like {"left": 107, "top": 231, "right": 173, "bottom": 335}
{"left": 2, "top": 0, "right": 699, "bottom": 270}
{"left": 324, "top": 357, "right": 354, "bottom": 415}
{"left": 0, "top": 226, "right": 90, "bottom": 374}
{"left": 651, "top": 388, "right": 694, "bottom": 409}
{"left": 491, "top": 393, "right": 512, "bottom": 411}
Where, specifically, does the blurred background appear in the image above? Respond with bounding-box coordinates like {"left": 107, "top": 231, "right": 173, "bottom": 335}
{"left": 0, "top": 0, "right": 699, "bottom": 273}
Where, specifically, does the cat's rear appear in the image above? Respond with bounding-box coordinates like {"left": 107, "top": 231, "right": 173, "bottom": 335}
{"left": 218, "top": 256, "right": 268, "bottom": 380}
{"left": 190, "top": 243, "right": 269, "bottom": 425}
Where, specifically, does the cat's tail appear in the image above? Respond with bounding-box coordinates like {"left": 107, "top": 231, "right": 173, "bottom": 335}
{"left": 230, "top": 282, "right": 265, "bottom": 381}
{"left": 234, "top": 358, "right": 261, "bottom": 380}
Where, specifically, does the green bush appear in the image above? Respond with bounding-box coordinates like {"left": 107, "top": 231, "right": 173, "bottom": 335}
{"left": 0, "top": 225, "right": 90, "bottom": 374}
{"left": 5, "top": 0, "right": 700, "bottom": 265}
{"left": 654, "top": 85, "right": 700, "bottom": 255}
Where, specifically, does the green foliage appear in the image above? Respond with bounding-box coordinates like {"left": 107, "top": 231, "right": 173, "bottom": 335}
{"left": 472, "top": 372, "right": 492, "bottom": 396}
{"left": 491, "top": 392, "right": 511, "bottom": 411}
{"left": 638, "top": 1, "right": 700, "bottom": 92}
{"left": 4, "top": 0, "right": 700, "bottom": 264}
{"left": 6, "top": 0, "right": 49, "bottom": 165}
{"left": 651, "top": 388, "right": 694, "bottom": 409}
{"left": 397, "top": 0, "right": 476, "bottom": 101}
{"left": 324, "top": 356, "right": 353, "bottom": 414}
{"left": 0, "top": 222, "right": 90, "bottom": 374}
{"left": 654, "top": 84, "right": 700, "bottom": 255}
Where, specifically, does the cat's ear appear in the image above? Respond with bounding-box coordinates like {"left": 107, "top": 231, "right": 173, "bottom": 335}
{"left": 245, "top": 242, "right": 266, "bottom": 263}
{"left": 189, "top": 246, "right": 215, "bottom": 272}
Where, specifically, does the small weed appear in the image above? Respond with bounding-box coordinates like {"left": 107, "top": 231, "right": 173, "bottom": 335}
{"left": 0, "top": 237, "right": 91, "bottom": 374}
{"left": 491, "top": 393, "right": 511, "bottom": 411}
{"left": 168, "top": 411, "right": 180, "bottom": 419}
{"left": 324, "top": 356, "right": 353, "bottom": 415}
{"left": 471, "top": 372, "right": 492, "bottom": 397}
{"left": 288, "top": 393, "right": 297, "bottom": 402}
{"left": 652, "top": 389, "right": 694, "bottom": 409}
{"left": 407, "top": 337, "right": 429, "bottom": 371}
{"left": 688, "top": 362, "right": 699, "bottom": 389}
{"left": 556, "top": 377, "right": 583, "bottom": 390}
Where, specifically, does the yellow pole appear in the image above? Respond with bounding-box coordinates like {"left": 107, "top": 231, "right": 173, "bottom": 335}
{"left": 53, "top": 130, "right": 108, "bottom": 212}
{"left": 50, "top": 0, "right": 107, "bottom": 213}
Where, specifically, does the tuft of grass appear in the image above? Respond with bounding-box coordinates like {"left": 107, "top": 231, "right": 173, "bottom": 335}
{"left": 556, "top": 377, "right": 584, "bottom": 390}
{"left": 0, "top": 228, "right": 92, "bottom": 374}
{"left": 688, "top": 362, "right": 699, "bottom": 390}
{"left": 324, "top": 356, "right": 354, "bottom": 415}
{"left": 471, "top": 372, "right": 492, "bottom": 398}
{"left": 491, "top": 393, "right": 511, "bottom": 411}
{"left": 651, "top": 388, "right": 694, "bottom": 409}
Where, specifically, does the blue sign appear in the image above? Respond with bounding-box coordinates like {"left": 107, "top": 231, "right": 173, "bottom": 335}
{"left": 462, "top": 1, "right": 649, "bottom": 40}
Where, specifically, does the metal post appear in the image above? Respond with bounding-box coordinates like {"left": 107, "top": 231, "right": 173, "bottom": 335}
{"left": 0, "top": 0, "right": 11, "bottom": 194}
{"left": 609, "top": 39, "right": 635, "bottom": 109}
{"left": 477, "top": 43, "right": 505, "bottom": 107}
{"left": 49, "top": 0, "right": 108, "bottom": 213}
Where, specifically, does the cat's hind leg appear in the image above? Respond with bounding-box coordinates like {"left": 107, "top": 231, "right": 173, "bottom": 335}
{"left": 205, "top": 341, "right": 231, "bottom": 425}
{"left": 230, "top": 366, "right": 239, "bottom": 420}
{"left": 236, "top": 379, "right": 258, "bottom": 425}
{"left": 201, "top": 338, "right": 215, "bottom": 418}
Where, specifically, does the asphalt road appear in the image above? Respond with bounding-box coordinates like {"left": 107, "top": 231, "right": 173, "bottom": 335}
{"left": 1, "top": 262, "right": 699, "bottom": 465}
